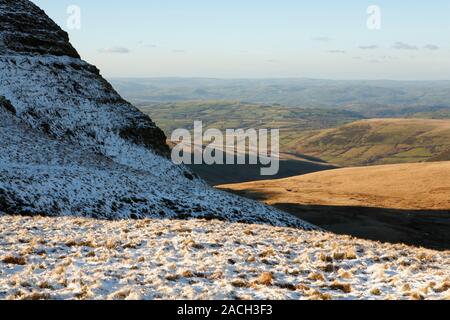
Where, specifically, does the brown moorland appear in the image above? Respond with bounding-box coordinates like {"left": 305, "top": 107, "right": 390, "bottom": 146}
{"left": 218, "top": 162, "right": 450, "bottom": 250}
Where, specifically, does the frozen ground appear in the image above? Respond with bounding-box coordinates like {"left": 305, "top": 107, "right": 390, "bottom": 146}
{"left": 0, "top": 215, "right": 448, "bottom": 300}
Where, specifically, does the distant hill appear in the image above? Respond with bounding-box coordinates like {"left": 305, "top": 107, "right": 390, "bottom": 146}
{"left": 289, "top": 119, "right": 450, "bottom": 167}
{"left": 139, "top": 101, "right": 363, "bottom": 158}
{"left": 139, "top": 101, "right": 363, "bottom": 134}
{"left": 112, "top": 78, "right": 450, "bottom": 118}
{"left": 218, "top": 162, "right": 450, "bottom": 250}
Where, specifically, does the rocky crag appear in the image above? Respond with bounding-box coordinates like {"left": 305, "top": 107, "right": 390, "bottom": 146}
{"left": 0, "top": 0, "right": 315, "bottom": 229}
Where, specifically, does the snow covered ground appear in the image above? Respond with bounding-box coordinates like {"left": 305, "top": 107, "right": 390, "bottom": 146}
{"left": 0, "top": 215, "right": 448, "bottom": 300}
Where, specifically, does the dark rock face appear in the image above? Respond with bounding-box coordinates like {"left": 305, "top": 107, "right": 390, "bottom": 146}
{"left": 0, "top": 0, "right": 169, "bottom": 157}
{"left": 0, "top": 96, "right": 15, "bottom": 114}
{"left": 0, "top": 0, "right": 79, "bottom": 57}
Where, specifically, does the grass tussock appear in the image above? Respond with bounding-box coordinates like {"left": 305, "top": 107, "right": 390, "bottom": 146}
{"left": 330, "top": 281, "right": 352, "bottom": 293}
{"left": 434, "top": 281, "right": 450, "bottom": 293}
{"left": 231, "top": 279, "right": 251, "bottom": 288}
{"left": 257, "top": 272, "right": 273, "bottom": 286}
{"left": 22, "top": 292, "right": 51, "bottom": 300}
{"left": 2, "top": 254, "right": 27, "bottom": 265}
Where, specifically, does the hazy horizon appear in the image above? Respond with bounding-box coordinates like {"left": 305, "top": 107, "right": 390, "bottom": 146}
{"left": 108, "top": 76, "right": 450, "bottom": 82}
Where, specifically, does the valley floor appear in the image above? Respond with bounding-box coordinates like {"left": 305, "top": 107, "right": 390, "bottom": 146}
{"left": 0, "top": 215, "right": 448, "bottom": 300}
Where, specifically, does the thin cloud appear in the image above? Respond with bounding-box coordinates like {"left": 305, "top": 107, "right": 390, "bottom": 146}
{"left": 393, "top": 42, "right": 418, "bottom": 50}
{"left": 312, "top": 36, "right": 331, "bottom": 42}
{"left": 379, "top": 55, "right": 397, "bottom": 60}
{"left": 359, "top": 45, "right": 378, "bottom": 50}
{"left": 326, "top": 50, "right": 345, "bottom": 54}
{"left": 423, "top": 44, "right": 440, "bottom": 50}
{"left": 98, "top": 47, "right": 130, "bottom": 54}
{"left": 172, "top": 49, "right": 186, "bottom": 53}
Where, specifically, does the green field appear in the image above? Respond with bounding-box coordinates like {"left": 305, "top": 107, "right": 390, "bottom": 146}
{"left": 289, "top": 119, "right": 450, "bottom": 166}
{"left": 139, "top": 101, "right": 363, "bottom": 150}
{"left": 139, "top": 102, "right": 450, "bottom": 168}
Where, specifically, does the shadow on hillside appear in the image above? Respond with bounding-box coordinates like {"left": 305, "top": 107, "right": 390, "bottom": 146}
{"left": 188, "top": 159, "right": 336, "bottom": 186}
{"left": 221, "top": 188, "right": 450, "bottom": 251}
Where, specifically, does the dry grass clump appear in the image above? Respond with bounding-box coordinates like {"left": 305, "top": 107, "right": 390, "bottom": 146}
{"left": 333, "top": 252, "right": 346, "bottom": 260}
{"left": 309, "top": 291, "right": 333, "bottom": 300}
{"left": 338, "top": 270, "right": 353, "bottom": 279}
{"left": 38, "top": 281, "right": 53, "bottom": 290}
{"left": 370, "top": 287, "right": 382, "bottom": 296}
{"left": 319, "top": 253, "right": 333, "bottom": 263}
{"left": 244, "top": 230, "right": 255, "bottom": 236}
{"left": 172, "top": 227, "right": 192, "bottom": 233}
{"left": 85, "top": 251, "right": 96, "bottom": 258}
{"left": 275, "top": 282, "right": 297, "bottom": 291}
{"left": 330, "top": 281, "right": 352, "bottom": 293}
{"left": 402, "top": 283, "right": 411, "bottom": 292}
{"left": 409, "top": 292, "right": 425, "bottom": 300}
{"left": 181, "top": 270, "right": 195, "bottom": 278}
{"left": 21, "top": 292, "right": 51, "bottom": 300}
{"left": 108, "top": 288, "right": 132, "bottom": 300}
{"left": 105, "top": 239, "right": 119, "bottom": 250}
{"left": 256, "top": 272, "right": 273, "bottom": 286}
{"left": 258, "top": 249, "right": 275, "bottom": 258}
{"left": 2, "top": 254, "right": 27, "bottom": 265}
{"left": 123, "top": 241, "right": 141, "bottom": 249}
{"left": 74, "top": 286, "right": 92, "bottom": 300}
{"left": 231, "top": 279, "right": 251, "bottom": 288}
{"left": 344, "top": 248, "right": 357, "bottom": 260}
{"left": 321, "top": 264, "right": 337, "bottom": 273}
{"left": 332, "top": 249, "right": 357, "bottom": 260}
{"left": 434, "top": 281, "right": 450, "bottom": 293}
{"left": 165, "top": 274, "right": 180, "bottom": 281}
{"left": 183, "top": 239, "right": 204, "bottom": 250}
{"left": 65, "top": 239, "right": 96, "bottom": 248}
{"left": 308, "top": 272, "right": 325, "bottom": 282}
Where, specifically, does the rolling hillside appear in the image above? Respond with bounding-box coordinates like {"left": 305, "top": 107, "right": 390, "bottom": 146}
{"left": 288, "top": 119, "right": 450, "bottom": 167}
{"left": 139, "top": 101, "right": 363, "bottom": 139}
{"left": 218, "top": 162, "right": 450, "bottom": 250}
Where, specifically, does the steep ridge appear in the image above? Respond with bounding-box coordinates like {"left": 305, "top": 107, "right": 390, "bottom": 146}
{"left": 0, "top": 0, "right": 79, "bottom": 57}
{"left": 0, "top": 0, "right": 315, "bottom": 229}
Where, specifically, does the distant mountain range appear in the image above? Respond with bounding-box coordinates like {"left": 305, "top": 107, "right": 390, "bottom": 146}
{"left": 111, "top": 78, "right": 450, "bottom": 118}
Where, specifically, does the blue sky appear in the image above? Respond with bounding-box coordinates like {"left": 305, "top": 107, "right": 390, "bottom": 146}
{"left": 32, "top": 0, "right": 450, "bottom": 79}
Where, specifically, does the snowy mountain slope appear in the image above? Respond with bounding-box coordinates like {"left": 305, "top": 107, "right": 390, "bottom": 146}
{"left": 0, "top": 215, "right": 448, "bottom": 300}
{"left": 0, "top": 0, "right": 315, "bottom": 229}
